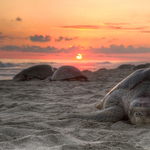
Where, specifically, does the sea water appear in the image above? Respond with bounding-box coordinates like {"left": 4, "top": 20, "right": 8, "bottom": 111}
{"left": 0, "top": 59, "right": 149, "bottom": 80}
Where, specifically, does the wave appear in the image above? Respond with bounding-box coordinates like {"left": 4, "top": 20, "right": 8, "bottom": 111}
{"left": 97, "top": 61, "right": 111, "bottom": 64}
{"left": 0, "top": 61, "right": 15, "bottom": 68}
{"left": 0, "top": 74, "right": 15, "bottom": 76}
{"left": 0, "top": 61, "right": 58, "bottom": 68}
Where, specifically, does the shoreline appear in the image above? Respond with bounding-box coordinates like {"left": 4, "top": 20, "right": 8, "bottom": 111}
{"left": 0, "top": 62, "right": 150, "bottom": 81}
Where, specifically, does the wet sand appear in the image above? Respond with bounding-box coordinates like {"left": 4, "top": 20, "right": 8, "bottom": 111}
{"left": 0, "top": 67, "right": 150, "bottom": 150}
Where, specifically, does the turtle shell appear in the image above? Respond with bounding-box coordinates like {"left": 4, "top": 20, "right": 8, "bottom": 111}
{"left": 51, "top": 65, "right": 88, "bottom": 81}
{"left": 13, "top": 65, "right": 54, "bottom": 81}
{"left": 96, "top": 68, "right": 150, "bottom": 110}
{"left": 110, "top": 68, "right": 150, "bottom": 93}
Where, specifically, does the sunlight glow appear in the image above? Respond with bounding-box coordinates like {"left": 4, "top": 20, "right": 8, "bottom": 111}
{"left": 76, "top": 54, "right": 82, "bottom": 60}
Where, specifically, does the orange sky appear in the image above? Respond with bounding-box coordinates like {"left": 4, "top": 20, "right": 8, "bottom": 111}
{"left": 1, "top": 0, "right": 150, "bottom": 61}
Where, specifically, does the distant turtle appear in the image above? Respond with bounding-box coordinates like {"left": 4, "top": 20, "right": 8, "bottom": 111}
{"left": 50, "top": 65, "right": 88, "bottom": 81}
{"left": 68, "top": 68, "right": 150, "bottom": 124}
{"left": 133, "top": 63, "right": 150, "bottom": 70}
{"left": 13, "top": 65, "right": 54, "bottom": 81}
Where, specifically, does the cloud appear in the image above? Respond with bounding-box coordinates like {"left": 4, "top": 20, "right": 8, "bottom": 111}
{"left": 1, "top": 45, "right": 20, "bottom": 51}
{"left": 0, "top": 32, "right": 6, "bottom": 39}
{"left": 0, "top": 36, "right": 7, "bottom": 39}
{"left": 0, "top": 32, "right": 28, "bottom": 40}
{"left": 0, "top": 45, "right": 60, "bottom": 53}
{"left": 16, "top": 17, "right": 22, "bottom": 21}
{"left": 10, "top": 37, "right": 28, "bottom": 40}
{"left": 29, "top": 35, "right": 52, "bottom": 42}
{"left": 1, "top": 45, "right": 150, "bottom": 55}
{"left": 108, "top": 38, "right": 118, "bottom": 43}
{"left": 60, "top": 24, "right": 148, "bottom": 31}
{"left": 55, "top": 36, "right": 78, "bottom": 42}
{"left": 65, "top": 37, "right": 73, "bottom": 41}
{"left": 55, "top": 36, "right": 64, "bottom": 42}
{"left": 63, "top": 46, "right": 81, "bottom": 53}
{"left": 140, "top": 31, "right": 150, "bottom": 33}
{"left": 64, "top": 37, "right": 78, "bottom": 41}
{"left": 0, "top": 35, "right": 28, "bottom": 40}
{"left": 108, "top": 26, "right": 148, "bottom": 30}
{"left": 61, "top": 25, "right": 100, "bottom": 30}
{"left": 103, "top": 23, "right": 130, "bottom": 25}
{"left": 89, "top": 45, "right": 150, "bottom": 54}
{"left": 0, "top": 45, "right": 80, "bottom": 54}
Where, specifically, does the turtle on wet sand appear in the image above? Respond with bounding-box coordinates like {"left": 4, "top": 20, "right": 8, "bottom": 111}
{"left": 50, "top": 65, "right": 88, "bottom": 81}
{"left": 67, "top": 68, "right": 150, "bottom": 125}
{"left": 13, "top": 65, "right": 54, "bottom": 81}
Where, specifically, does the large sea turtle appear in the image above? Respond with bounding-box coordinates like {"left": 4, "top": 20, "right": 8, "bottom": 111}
{"left": 13, "top": 65, "right": 54, "bottom": 81}
{"left": 68, "top": 68, "right": 150, "bottom": 125}
{"left": 50, "top": 65, "right": 88, "bottom": 81}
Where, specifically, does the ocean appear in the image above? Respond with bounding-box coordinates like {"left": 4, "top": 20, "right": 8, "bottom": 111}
{"left": 0, "top": 59, "right": 149, "bottom": 80}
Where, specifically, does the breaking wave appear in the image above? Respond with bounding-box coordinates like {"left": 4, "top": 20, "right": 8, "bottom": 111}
{"left": 0, "top": 61, "right": 58, "bottom": 68}
{"left": 0, "top": 61, "right": 15, "bottom": 68}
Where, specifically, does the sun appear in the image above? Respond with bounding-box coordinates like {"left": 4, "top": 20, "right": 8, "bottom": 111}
{"left": 76, "top": 54, "right": 82, "bottom": 60}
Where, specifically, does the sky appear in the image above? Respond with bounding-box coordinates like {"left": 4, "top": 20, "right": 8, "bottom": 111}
{"left": 1, "top": 0, "right": 150, "bottom": 62}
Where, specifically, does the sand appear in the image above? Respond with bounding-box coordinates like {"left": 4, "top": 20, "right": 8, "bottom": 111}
{"left": 0, "top": 68, "right": 150, "bottom": 150}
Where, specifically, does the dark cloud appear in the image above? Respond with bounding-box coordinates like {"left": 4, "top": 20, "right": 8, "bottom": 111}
{"left": 89, "top": 45, "right": 150, "bottom": 54}
{"left": 64, "top": 37, "right": 73, "bottom": 41}
{"left": 9, "top": 37, "right": 28, "bottom": 40}
{"left": 1, "top": 45, "right": 150, "bottom": 54}
{"left": 16, "top": 17, "right": 22, "bottom": 21}
{"left": 0, "top": 36, "right": 7, "bottom": 39}
{"left": 0, "top": 32, "right": 6, "bottom": 39}
{"left": 55, "top": 36, "right": 64, "bottom": 42}
{"left": 55, "top": 36, "right": 78, "bottom": 42}
{"left": 0, "top": 45, "right": 60, "bottom": 53}
{"left": 1, "top": 45, "right": 20, "bottom": 51}
{"left": 0, "top": 45, "right": 80, "bottom": 54}
{"left": 29, "top": 35, "right": 52, "bottom": 42}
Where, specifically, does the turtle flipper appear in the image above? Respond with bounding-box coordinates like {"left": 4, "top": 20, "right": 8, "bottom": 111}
{"left": 67, "top": 106, "right": 125, "bottom": 123}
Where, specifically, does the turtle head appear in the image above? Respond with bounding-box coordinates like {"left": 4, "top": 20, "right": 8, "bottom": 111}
{"left": 128, "top": 98, "right": 150, "bottom": 125}
{"left": 45, "top": 76, "right": 52, "bottom": 82}
{"left": 13, "top": 72, "right": 27, "bottom": 81}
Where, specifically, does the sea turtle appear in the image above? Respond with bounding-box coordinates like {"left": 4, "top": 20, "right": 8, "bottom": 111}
{"left": 50, "top": 65, "right": 88, "bottom": 81}
{"left": 13, "top": 65, "right": 54, "bottom": 81}
{"left": 68, "top": 68, "right": 150, "bottom": 125}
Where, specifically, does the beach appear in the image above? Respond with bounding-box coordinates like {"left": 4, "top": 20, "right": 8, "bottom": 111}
{"left": 1, "top": 0, "right": 150, "bottom": 149}
{"left": 0, "top": 66, "right": 150, "bottom": 150}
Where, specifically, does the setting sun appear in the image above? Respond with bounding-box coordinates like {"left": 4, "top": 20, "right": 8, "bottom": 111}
{"left": 76, "top": 54, "right": 82, "bottom": 60}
